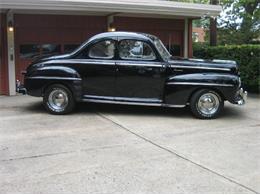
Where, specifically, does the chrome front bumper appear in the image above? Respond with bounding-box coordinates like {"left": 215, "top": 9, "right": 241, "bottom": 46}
{"left": 236, "top": 88, "right": 247, "bottom": 105}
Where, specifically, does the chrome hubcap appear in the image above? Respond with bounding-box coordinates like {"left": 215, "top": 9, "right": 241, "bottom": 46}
{"left": 48, "top": 89, "right": 68, "bottom": 111}
{"left": 197, "top": 93, "right": 220, "bottom": 115}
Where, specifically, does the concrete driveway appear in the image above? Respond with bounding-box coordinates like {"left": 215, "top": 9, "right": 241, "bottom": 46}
{"left": 0, "top": 95, "right": 259, "bottom": 193}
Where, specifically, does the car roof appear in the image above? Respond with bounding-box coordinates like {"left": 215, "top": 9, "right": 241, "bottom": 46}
{"left": 72, "top": 31, "right": 159, "bottom": 55}
{"left": 88, "top": 31, "right": 157, "bottom": 42}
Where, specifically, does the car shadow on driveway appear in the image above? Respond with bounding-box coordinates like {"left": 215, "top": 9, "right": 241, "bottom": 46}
{"left": 77, "top": 102, "right": 191, "bottom": 118}
{"left": 25, "top": 101, "right": 246, "bottom": 120}
{"left": 76, "top": 102, "right": 246, "bottom": 120}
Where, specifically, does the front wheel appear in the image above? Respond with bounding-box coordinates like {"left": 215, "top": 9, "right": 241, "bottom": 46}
{"left": 190, "top": 89, "right": 224, "bottom": 119}
{"left": 43, "top": 84, "right": 75, "bottom": 115}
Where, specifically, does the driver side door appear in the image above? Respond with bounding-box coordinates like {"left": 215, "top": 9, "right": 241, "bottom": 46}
{"left": 115, "top": 39, "right": 166, "bottom": 103}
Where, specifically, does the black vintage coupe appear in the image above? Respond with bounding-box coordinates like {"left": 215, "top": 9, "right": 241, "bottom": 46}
{"left": 17, "top": 32, "right": 247, "bottom": 119}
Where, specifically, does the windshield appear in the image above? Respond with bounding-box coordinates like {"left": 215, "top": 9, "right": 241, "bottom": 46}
{"left": 154, "top": 39, "right": 171, "bottom": 60}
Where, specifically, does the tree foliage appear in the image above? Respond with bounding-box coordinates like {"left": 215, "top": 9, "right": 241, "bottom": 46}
{"left": 218, "top": 0, "right": 260, "bottom": 44}
{"left": 170, "top": 0, "right": 260, "bottom": 45}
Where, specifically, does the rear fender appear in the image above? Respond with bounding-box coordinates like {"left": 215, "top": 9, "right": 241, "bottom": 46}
{"left": 30, "top": 65, "right": 81, "bottom": 78}
{"left": 25, "top": 66, "right": 82, "bottom": 100}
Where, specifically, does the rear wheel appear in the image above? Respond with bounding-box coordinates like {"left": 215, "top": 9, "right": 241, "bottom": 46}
{"left": 190, "top": 89, "right": 224, "bottom": 119}
{"left": 43, "top": 84, "right": 75, "bottom": 115}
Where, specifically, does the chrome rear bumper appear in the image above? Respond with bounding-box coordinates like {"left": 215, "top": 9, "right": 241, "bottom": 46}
{"left": 236, "top": 88, "right": 247, "bottom": 105}
{"left": 16, "top": 80, "right": 27, "bottom": 95}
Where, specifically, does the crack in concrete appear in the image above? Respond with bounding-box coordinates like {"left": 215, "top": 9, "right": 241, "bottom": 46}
{"left": 1, "top": 151, "right": 75, "bottom": 162}
{"left": 0, "top": 143, "right": 136, "bottom": 162}
{"left": 96, "top": 112, "right": 258, "bottom": 194}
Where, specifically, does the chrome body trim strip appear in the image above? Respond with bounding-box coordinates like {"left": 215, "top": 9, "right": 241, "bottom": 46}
{"left": 26, "top": 76, "right": 82, "bottom": 81}
{"left": 45, "top": 59, "right": 115, "bottom": 66}
{"left": 171, "top": 65, "right": 231, "bottom": 71}
{"left": 116, "top": 62, "right": 162, "bottom": 68}
{"left": 45, "top": 60, "right": 162, "bottom": 67}
{"left": 44, "top": 59, "right": 231, "bottom": 71}
{"left": 84, "top": 95, "right": 114, "bottom": 101}
{"left": 167, "top": 82, "right": 234, "bottom": 87}
{"left": 164, "top": 104, "right": 186, "bottom": 108}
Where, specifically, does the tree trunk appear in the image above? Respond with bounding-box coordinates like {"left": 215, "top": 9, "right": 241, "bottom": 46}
{"left": 209, "top": 0, "right": 218, "bottom": 46}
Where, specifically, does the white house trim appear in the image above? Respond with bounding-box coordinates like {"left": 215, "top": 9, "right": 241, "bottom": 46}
{"left": 6, "top": 11, "right": 16, "bottom": 96}
{"left": 184, "top": 18, "right": 189, "bottom": 58}
{"left": 0, "top": 0, "right": 222, "bottom": 18}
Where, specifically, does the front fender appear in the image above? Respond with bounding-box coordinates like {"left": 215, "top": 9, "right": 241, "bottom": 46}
{"left": 164, "top": 73, "right": 240, "bottom": 105}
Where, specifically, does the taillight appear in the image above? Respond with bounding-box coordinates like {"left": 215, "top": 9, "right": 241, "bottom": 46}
{"left": 21, "top": 70, "right": 27, "bottom": 75}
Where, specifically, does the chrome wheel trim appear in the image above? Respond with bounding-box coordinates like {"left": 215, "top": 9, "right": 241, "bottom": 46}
{"left": 48, "top": 89, "right": 69, "bottom": 112}
{"left": 197, "top": 93, "right": 220, "bottom": 115}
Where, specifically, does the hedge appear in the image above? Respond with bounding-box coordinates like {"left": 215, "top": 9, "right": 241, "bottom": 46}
{"left": 193, "top": 43, "right": 260, "bottom": 93}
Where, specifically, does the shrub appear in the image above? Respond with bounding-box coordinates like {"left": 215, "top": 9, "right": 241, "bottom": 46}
{"left": 193, "top": 43, "right": 260, "bottom": 93}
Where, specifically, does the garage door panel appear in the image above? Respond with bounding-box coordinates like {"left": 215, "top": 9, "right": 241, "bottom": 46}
{"left": 14, "top": 14, "right": 107, "bottom": 83}
{"left": 15, "top": 29, "right": 39, "bottom": 43}
{"left": 37, "top": 29, "right": 63, "bottom": 43}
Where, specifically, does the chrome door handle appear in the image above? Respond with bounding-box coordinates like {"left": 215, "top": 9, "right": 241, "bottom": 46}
{"left": 174, "top": 68, "right": 183, "bottom": 72}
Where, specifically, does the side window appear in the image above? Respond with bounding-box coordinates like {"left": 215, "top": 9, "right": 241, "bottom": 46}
{"left": 42, "top": 44, "right": 61, "bottom": 57}
{"left": 20, "top": 44, "right": 61, "bottom": 59}
{"left": 88, "top": 40, "right": 115, "bottom": 59}
{"left": 119, "top": 40, "right": 156, "bottom": 60}
{"left": 19, "top": 44, "right": 40, "bottom": 59}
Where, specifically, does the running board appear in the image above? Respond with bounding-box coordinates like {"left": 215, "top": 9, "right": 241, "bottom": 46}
{"left": 81, "top": 96, "right": 186, "bottom": 108}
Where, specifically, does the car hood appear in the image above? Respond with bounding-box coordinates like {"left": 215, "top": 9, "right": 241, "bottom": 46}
{"left": 168, "top": 57, "right": 238, "bottom": 72}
